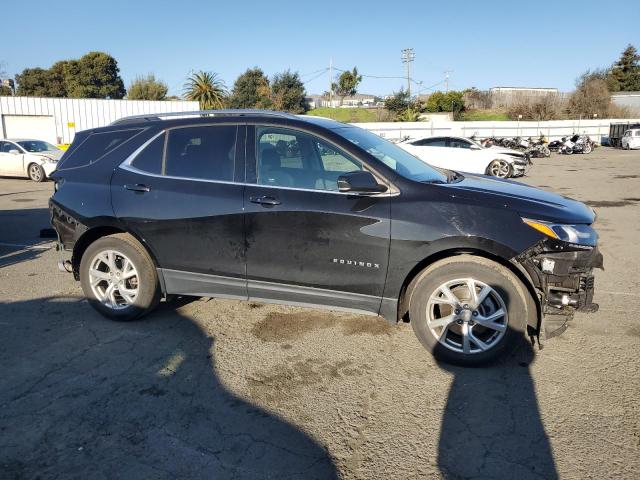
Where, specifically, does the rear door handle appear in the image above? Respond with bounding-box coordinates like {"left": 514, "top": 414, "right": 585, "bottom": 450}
{"left": 250, "top": 195, "right": 281, "bottom": 206}
{"left": 124, "top": 184, "right": 151, "bottom": 193}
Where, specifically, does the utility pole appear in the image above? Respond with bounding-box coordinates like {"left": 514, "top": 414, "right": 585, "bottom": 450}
{"left": 401, "top": 48, "right": 415, "bottom": 98}
{"left": 328, "top": 58, "right": 333, "bottom": 108}
{"left": 444, "top": 70, "right": 453, "bottom": 93}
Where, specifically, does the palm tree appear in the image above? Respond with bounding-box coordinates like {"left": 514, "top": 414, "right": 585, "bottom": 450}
{"left": 183, "top": 71, "right": 227, "bottom": 109}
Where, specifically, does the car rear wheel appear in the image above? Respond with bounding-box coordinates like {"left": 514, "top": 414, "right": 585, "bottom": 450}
{"left": 408, "top": 255, "right": 534, "bottom": 366}
{"left": 80, "top": 233, "right": 160, "bottom": 321}
{"left": 28, "top": 163, "right": 45, "bottom": 182}
{"left": 487, "top": 160, "right": 512, "bottom": 178}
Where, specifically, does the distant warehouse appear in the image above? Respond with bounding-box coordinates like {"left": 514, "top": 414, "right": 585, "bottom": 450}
{"left": 0, "top": 96, "right": 199, "bottom": 145}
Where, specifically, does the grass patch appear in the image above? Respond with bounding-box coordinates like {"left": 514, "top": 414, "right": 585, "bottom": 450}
{"left": 306, "top": 107, "right": 379, "bottom": 123}
{"left": 460, "top": 109, "right": 510, "bottom": 121}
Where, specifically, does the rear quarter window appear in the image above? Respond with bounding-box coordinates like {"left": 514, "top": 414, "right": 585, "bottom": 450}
{"left": 58, "top": 128, "right": 142, "bottom": 170}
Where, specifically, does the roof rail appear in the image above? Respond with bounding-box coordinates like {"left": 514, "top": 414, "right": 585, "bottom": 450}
{"left": 110, "top": 109, "right": 298, "bottom": 126}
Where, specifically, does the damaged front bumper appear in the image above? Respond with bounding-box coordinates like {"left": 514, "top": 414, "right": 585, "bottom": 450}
{"left": 514, "top": 239, "right": 604, "bottom": 338}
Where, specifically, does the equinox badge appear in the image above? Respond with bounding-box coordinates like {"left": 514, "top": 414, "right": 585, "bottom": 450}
{"left": 332, "top": 258, "right": 380, "bottom": 269}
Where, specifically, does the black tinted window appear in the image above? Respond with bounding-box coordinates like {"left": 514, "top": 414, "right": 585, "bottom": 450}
{"left": 59, "top": 129, "right": 142, "bottom": 169}
{"left": 131, "top": 135, "right": 164, "bottom": 174}
{"left": 165, "top": 125, "right": 236, "bottom": 181}
{"left": 255, "top": 127, "right": 361, "bottom": 191}
{"left": 413, "top": 138, "right": 446, "bottom": 147}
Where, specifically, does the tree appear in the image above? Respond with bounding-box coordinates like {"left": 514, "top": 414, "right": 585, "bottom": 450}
{"left": 395, "top": 107, "right": 422, "bottom": 122}
{"left": 608, "top": 44, "right": 640, "bottom": 92}
{"left": 567, "top": 73, "right": 612, "bottom": 118}
{"left": 128, "top": 74, "right": 168, "bottom": 100}
{"left": 425, "top": 91, "right": 465, "bottom": 113}
{"left": 0, "top": 62, "right": 13, "bottom": 95}
{"left": 229, "top": 68, "right": 272, "bottom": 109}
{"left": 69, "top": 52, "right": 125, "bottom": 98}
{"left": 271, "top": 70, "right": 307, "bottom": 113}
{"left": 384, "top": 89, "right": 411, "bottom": 115}
{"left": 332, "top": 67, "right": 362, "bottom": 105}
{"left": 16, "top": 68, "right": 54, "bottom": 96}
{"left": 183, "top": 71, "right": 227, "bottom": 109}
{"left": 15, "top": 52, "right": 125, "bottom": 98}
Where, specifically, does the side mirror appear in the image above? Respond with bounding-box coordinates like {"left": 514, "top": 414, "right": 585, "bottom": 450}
{"left": 9, "top": 149, "right": 20, "bottom": 155}
{"left": 337, "top": 171, "right": 388, "bottom": 194}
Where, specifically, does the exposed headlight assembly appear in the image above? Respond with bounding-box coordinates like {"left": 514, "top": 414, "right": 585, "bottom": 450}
{"left": 522, "top": 218, "right": 598, "bottom": 246}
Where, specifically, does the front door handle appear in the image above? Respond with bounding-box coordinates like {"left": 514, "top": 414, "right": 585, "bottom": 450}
{"left": 124, "top": 184, "right": 151, "bottom": 193}
{"left": 250, "top": 196, "right": 281, "bottom": 206}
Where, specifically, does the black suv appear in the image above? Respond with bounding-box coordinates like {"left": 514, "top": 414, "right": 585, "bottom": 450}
{"left": 49, "top": 110, "right": 602, "bottom": 365}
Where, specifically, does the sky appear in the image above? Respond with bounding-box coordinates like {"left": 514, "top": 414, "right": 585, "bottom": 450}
{"left": 2, "top": 0, "right": 639, "bottom": 98}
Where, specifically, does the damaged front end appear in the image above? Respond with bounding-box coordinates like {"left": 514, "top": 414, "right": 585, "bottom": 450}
{"left": 515, "top": 239, "right": 604, "bottom": 338}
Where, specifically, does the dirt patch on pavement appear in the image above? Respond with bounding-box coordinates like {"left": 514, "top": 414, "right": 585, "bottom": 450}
{"left": 252, "top": 311, "right": 337, "bottom": 342}
{"left": 585, "top": 200, "right": 638, "bottom": 207}
{"left": 614, "top": 174, "right": 639, "bottom": 179}
{"left": 252, "top": 311, "right": 393, "bottom": 342}
{"left": 248, "top": 357, "right": 369, "bottom": 402}
{"left": 342, "top": 315, "right": 394, "bottom": 336}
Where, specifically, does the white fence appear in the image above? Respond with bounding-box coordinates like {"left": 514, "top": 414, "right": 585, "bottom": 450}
{"left": 353, "top": 118, "right": 640, "bottom": 143}
{"left": 0, "top": 96, "right": 199, "bottom": 144}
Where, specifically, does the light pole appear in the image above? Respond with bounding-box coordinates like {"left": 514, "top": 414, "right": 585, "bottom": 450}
{"left": 593, "top": 113, "right": 600, "bottom": 143}
{"left": 517, "top": 114, "right": 522, "bottom": 137}
{"left": 401, "top": 48, "right": 415, "bottom": 98}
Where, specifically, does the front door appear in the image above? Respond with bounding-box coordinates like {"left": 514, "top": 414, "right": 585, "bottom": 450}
{"left": 0, "top": 141, "right": 25, "bottom": 176}
{"left": 244, "top": 125, "right": 391, "bottom": 315}
{"left": 111, "top": 124, "right": 247, "bottom": 299}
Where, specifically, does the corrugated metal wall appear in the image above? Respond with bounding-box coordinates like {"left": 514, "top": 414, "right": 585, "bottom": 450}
{"left": 0, "top": 96, "right": 199, "bottom": 143}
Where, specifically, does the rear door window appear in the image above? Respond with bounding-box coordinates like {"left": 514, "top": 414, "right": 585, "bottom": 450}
{"left": 131, "top": 134, "right": 165, "bottom": 175}
{"left": 58, "top": 129, "right": 142, "bottom": 169}
{"left": 417, "top": 138, "right": 447, "bottom": 147}
{"left": 164, "top": 125, "right": 236, "bottom": 181}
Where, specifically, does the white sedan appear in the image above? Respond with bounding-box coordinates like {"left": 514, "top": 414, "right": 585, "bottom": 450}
{"left": 621, "top": 129, "right": 640, "bottom": 150}
{"left": 0, "top": 139, "right": 62, "bottom": 182}
{"left": 398, "top": 135, "right": 530, "bottom": 178}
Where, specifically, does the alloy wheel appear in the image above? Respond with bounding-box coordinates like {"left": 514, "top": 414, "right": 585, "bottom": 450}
{"left": 29, "top": 164, "right": 42, "bottom": 181}
{"left": 490, "top": 160, "right": 510, "bottom": 178}
{"left": 426, "top": 278, "right": 508, "bottom": 354}
{"left": 88, "top": 250, "right": 139, "bottom": 310}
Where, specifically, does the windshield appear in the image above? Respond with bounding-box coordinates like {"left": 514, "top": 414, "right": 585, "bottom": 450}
{"left": 333, "top": 126, "right": 448, "bottom": 183}
{"left": 17, "top": 140, "right": 59, "bottom": 153}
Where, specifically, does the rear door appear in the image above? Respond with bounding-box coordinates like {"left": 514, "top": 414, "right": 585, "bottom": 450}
{"left": 243, "top": 125, "right": 391, "bottom": 314}
{"left": 112, "top": 123, "right": 247, "bottom": 299}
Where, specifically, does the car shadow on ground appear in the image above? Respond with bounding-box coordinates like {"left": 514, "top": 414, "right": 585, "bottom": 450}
{"left": 0, "top": 206, "right": 53, "bottom": 268}
{"left": 0, "top": 296, "right": 337, "bottom": 479}
{"left": 435, "top": 286, "right": 558, "bottom": 480}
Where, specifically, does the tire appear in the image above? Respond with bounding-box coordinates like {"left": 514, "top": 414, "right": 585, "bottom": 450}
{"left": 28, "top": 163, "right": 45, "bottom": 182}
{"left": 583, "top": 144, "right": 592, "bottom": 154}
{"left": 542, "top": 146, "right": 551, "bottom": 157}
{"left": 487, "top": 159, "right": 512, "bottom": 178}
{"left": 408, "top": 255, "right": 534, "bottom": 366}
{"left": 79, "top": 233, "right": 160, "bottom": 321}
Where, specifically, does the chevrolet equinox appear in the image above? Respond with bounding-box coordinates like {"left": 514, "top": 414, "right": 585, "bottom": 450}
{"left": 49, "top": 110, "right": 603, "bottom": 365}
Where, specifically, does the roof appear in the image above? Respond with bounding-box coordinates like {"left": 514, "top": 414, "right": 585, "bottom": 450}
{"left": 102, "top": 109, "right": 348, "bottom": 133}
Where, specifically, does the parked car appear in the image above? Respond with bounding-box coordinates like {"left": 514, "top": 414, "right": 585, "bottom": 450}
{"left": 398, "top": 136, "right": 530, "bottom": 179}
{"left": 0, "top": 139, "right": 62, "bottom": 182}
{"left": 609, "top": 122, "right": 640, "bottom": 148}
{"left": 621, "top": 129, "right": 640, "bottom": 150}
{"left": 49, "top": 110, "right": 602, "bottom": 366}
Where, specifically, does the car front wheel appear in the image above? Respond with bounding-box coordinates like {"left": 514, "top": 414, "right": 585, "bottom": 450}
{"left": 28, "top": 163, "right": 45, "bottom": 182}
{"left": 80, "top": 233, "right": 160, "bottom": 321}
{"left": 408, "top": 255, "right": 535, "bottom": 366}
{"left": 487, "top": 159, "right": 512, "bottom": 178}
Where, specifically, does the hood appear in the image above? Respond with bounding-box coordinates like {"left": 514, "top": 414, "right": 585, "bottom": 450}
{"left": 40, "top": 150, "right": 64, "bottom": 161}
{"left": 440, "top": 174, "right": 595, "bottom": 224}
{"left": 488, "top": 146, "right": 525, "bottom": 157}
